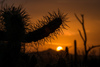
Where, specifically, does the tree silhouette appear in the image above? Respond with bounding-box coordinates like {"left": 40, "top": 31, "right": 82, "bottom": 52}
{"left": 0, "top": 5, "right": 68, "bottom": 66}
{"left": 75, "top": 14, "right": 100, "bottom": 66}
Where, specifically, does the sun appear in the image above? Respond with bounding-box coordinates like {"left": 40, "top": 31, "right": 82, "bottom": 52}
{"left": 56, "top": 46, "right": 63, "bottom": 51}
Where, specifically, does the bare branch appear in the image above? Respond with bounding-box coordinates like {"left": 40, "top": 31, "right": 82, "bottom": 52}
{"left": 87, "top": 45, "right": 100, "bottom": 53}
{"left": 78, "top": 29, "right": 84, "bottom": 41}
{"left": 74, "top": 13, "right": 82, "bottom": 24}
{"left": 81, "top": 14, "right": 84, "bottom": 23}
{"left": 76, "top": 14, "right": 87, "bottom": 53}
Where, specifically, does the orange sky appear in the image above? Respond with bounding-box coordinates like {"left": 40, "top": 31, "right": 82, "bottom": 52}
{"left": 4, "top": 0, "right": 100, "bottom": 54}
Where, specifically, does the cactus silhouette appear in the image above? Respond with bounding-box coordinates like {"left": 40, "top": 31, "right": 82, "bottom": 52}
{"left": 65, "top": 47, "right": 69, "bottom": 56}
{"left": 74, "top": 40, "right": 77, "bottom": 67}
{"left": 0, "top": 5, "right": 68, "bottom": 66}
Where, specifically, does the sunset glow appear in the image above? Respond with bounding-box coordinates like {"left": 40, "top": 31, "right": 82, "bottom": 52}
{"left": 0, "top": 0, "right": 100, "bottom": 67}
{"left": 2, "top": 0, "right": 100, "bottom": 54}
{"left": 56, "top": 46, "right": 63, "bottom": 51}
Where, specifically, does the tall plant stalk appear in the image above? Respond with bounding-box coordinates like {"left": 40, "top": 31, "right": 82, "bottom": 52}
{"left": 74, "top": 40, "right": 77, "bottom": 67}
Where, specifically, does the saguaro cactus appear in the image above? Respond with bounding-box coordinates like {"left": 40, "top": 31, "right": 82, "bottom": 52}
{"left": 0, "top": 5, "right": 68, "bottom": 66}
{"left": 65, "top": 46, "right": 69, "bottom": 56}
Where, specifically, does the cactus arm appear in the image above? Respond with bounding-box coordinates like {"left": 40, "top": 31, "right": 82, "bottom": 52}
{"left": 24, "top": 18, "right": 62, "bottom": 42}
{"left": 24, "top": 11, "right": 68, "bottom": 43}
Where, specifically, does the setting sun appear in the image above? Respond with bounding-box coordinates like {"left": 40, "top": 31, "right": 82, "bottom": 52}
{"left": 56, "top": 46, "right": 63, "bottom": 51}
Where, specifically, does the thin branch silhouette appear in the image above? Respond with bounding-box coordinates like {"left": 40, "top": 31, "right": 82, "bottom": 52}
{"left": 75, "top": 14, "right": 100, "bottom": 66}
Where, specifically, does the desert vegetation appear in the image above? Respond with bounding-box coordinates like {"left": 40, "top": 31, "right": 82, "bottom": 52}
{"left": 0, "top": 1, "right": 100, "bottom": 67}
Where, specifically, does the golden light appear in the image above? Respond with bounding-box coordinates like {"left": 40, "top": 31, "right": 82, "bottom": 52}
{"left": 56, "top": 46, "right": 63, "bottom": 51}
